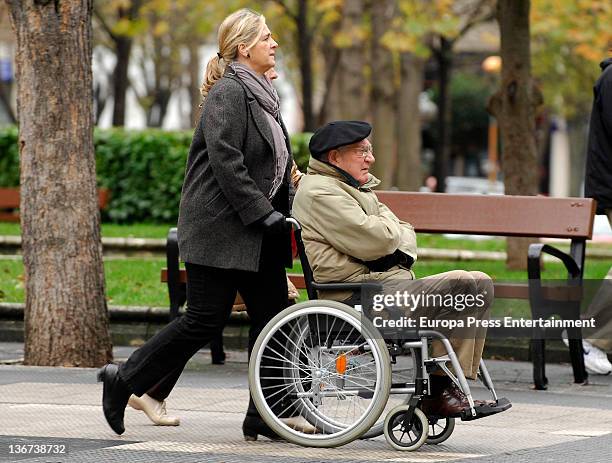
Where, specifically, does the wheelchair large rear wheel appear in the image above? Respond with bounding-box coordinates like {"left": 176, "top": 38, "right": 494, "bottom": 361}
{"left": 249, "top": 300, "right": 391, "bottom": 447}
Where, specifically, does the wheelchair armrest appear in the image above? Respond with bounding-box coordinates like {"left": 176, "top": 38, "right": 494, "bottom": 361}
{"left": 312, "top": 282, "right": 367, "bottom": 292}
{"left": 527, "top": 243, "right": 581, "bottom": 281}
{"left": 312, "top": 281, "right": 385, "bottom": 314}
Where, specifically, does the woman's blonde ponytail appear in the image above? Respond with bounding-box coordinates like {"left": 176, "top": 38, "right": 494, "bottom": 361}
{"left": 201, "top": 55, "right": 226, "bottom": 99}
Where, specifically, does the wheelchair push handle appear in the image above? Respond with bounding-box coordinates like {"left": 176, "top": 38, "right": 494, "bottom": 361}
{"left": 286, "top": 217, "right": 301, "bottom": 231}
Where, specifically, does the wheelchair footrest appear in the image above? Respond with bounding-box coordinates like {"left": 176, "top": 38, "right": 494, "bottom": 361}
{"left": 460, "top": 397, "right": 512, "bottom": 421}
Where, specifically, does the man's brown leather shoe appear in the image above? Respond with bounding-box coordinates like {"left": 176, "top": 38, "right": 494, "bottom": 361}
{"left": 447, "top": 382, "right": 496, "bottom": 407}
{"left": 421, "top": 382, "right": 495, "bottom": 417}
{"left": 420, "top": 386, "right": 468, "bottom": 417}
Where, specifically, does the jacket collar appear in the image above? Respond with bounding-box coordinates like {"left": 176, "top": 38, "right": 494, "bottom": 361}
{"left": 306, "top": 158, "right": 381, "bottom": 190}
{"left": 224, "top": 71, "right": 276, "bottom": 153}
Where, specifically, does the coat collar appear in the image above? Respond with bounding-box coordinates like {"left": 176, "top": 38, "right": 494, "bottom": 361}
{"left": 224, "top": 71, "right": 276, "bottom": 154}
{"left": 306, "top": 158, "right": 381, "bottom": 190}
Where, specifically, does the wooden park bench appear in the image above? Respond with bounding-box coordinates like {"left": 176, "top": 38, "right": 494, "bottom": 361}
{"left": 161, "top": 192, "right": 596, "bottom": 389}
{"left": 0, "top": 187, "right": 110, "bottom": 222}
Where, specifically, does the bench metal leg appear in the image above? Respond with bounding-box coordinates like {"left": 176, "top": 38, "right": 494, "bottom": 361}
{"left": 531, "top": 337, "right": 548, "bottom": 390}
{"left": 567, "top": 326, "right": 588, "bottom": 384}
{"left": 167, "top": 227, "right": 185, "bottom": 320}
{"left": 210, "top": 332, "right": 226, "bottom": 365}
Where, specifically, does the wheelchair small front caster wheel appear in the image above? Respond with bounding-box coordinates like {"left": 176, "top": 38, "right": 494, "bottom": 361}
{"left": 383, "top": 405, "right": 428, "bottom": 451}
{"left": 426, "top": 416, "right": 455, "bottom": 444}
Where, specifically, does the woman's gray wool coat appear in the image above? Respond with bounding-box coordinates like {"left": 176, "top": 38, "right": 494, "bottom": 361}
{"left": 177, "top": 72, "right": 293, "bottom": 272}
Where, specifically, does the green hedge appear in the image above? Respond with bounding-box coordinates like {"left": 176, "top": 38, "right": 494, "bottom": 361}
{"left": 94, "top": 129, "right": 192, "bottom": 223}
{"left": 0, "top": 126, "right": 312, "bottom": 223}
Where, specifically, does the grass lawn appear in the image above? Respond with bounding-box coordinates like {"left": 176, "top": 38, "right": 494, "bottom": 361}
{"left": 0, "top": 259, "right": 167, "bottom": 307}
{"left": 1, "top": 258, "right": 609, "bottom": 320}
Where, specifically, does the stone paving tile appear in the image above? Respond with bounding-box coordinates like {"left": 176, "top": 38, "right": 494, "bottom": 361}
{"left": 450, "top": 434, "right": 612, "bottom": 463}
{"left": 1, "top": 356, "right": 611, "bottom": 462}
{"left": 3, "top": 386, "right": 610, "bottom": 461}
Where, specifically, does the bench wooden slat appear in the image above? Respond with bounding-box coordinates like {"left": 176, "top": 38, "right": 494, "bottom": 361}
{"left": 493, "top": 283, "right": 581, "bottom": 301}
{"left": 162, "top": 270, "right": 578, "bottom": 302}
{"left": 0, "top": 187, "right": 110, "bottom": 220}
{"left": 162, "top": 268, "right": 306, "bottom": 289}
{"left": 0, "top": 188, "right": 20, "bottom": 208}
{"left": 376, "top": 192, "right": 595, "bottom": 239}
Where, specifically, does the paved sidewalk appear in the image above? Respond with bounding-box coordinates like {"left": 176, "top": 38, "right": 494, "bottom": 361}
{"left": 1, "top": 343, "right": 611, "bottom": 463}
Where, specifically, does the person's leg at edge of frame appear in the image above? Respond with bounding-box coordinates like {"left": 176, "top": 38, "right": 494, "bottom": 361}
{"left": 564, "top": 210, "right": 612, "bottom": 375}
{"left": 97, "top": 263, "right": 237, "bottom": 435}
{"left": 588, "top": 209, "right": 612, "bottom": 355}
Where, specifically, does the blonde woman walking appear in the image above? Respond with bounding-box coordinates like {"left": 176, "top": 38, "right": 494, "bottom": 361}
{"left": 98, "top": 8, "right": 294, "bottom": 440}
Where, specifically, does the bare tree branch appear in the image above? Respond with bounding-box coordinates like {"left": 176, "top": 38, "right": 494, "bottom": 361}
{"left": 456, "top": 0, "right": 495, "bottom": 41}
{"left": 271, "top": 0, "right": 298, "bottom": 22}
{"left": 93, "top": 4, "right": 117, "bottom": 42}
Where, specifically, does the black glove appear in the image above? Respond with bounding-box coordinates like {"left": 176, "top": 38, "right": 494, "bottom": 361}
{"left": 257, "top": 211, "right": 291, "bottom": 235}
{"left": 363, "top": 250, "right": 414, "bottom": 272}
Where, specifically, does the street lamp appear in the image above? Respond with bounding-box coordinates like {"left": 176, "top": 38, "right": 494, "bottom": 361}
{"left": 482, "top": 55, "right": 501, "bottom": 185}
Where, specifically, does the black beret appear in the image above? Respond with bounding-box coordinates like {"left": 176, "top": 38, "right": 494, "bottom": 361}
{"left": 309, "top": 120, "right": 372, "bottom": 159}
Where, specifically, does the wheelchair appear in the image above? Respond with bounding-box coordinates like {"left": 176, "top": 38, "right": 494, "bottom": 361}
{"left": 248, "top": 218, "right": 511, "bottom": 451}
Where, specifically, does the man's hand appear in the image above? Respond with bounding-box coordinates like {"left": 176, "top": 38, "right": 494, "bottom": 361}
{"left": 363, "top": 250, "right": 413, "bottom": 272}
{"left": 257, "top": 211, "right": 291, "bottom": 234}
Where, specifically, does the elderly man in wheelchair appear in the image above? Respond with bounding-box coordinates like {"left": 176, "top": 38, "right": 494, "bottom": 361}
{"left": 248, "top": 121, "right": 511, "bottom": 451}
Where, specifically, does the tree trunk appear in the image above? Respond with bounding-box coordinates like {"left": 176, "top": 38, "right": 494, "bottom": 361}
{"left": 397, "top": 53, "right": 425, "bottom": 191}
{"left": 109, "top": 0, "right": 142, "bottom": 127}
{"left": 319, "top": 0, "right": 366, "bottom": 124}
{"left": 112, "top": 36, "right": 131, "bottom": 126}
{"left": 145, "top": 88, "right": 172, "bottom": 128}
{"left": 93, "top": 80, "right": 108, "bottom": 125}
{"left": 297, "top": 0, "right": 314, "bottom": 131}
{"left": 338, "top": 0, "right": 367, "bottom": 121}
{"left": 491, "top": 0, "right": 540, "bottom": 269}
{"left": 6, "top": 0, "right": 112, "bottom": 367}
{"left": 317, "top": 43, "right": 343, "bottom": 122}
{"left": 433, "top": 37, "right": 453, "bottom": 192}
{"left": 319, "top": 39, "right": 342, "bottom": 123}
{"left": 0, "top": 81, "right": 16, "bottom": 124}
{"left": 370, "top": 0, "right": 396, "bottom": 188}
{"left": 567, "top": 116, "right": 588, "bottom": 197}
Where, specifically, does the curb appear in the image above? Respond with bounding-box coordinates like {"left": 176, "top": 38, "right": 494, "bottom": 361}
{"left": 0, "top": 302, "right": 249, "bottom": 323}
{"left": 0, "top": 303, "right": 250, "bottom": 350}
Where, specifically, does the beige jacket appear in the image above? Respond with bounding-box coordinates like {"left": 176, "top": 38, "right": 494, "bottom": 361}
{"left": 292, "top": 158, "right": 417, "bottom": 300}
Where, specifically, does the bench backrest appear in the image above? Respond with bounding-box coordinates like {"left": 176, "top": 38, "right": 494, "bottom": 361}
{"left": 0, "top": 188, "right": 20, "bottom": 208}
{"left": 376, "top": 192, "right": 596, "bottom": 239}
{"left": 0, "top": 187, "right": 110, "bottom": 222}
